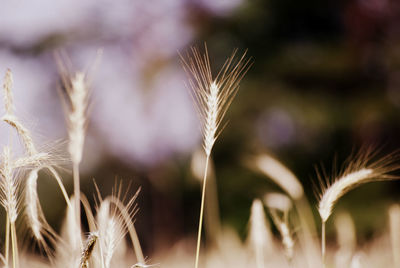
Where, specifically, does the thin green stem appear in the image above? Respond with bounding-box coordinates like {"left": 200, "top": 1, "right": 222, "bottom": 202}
{"left": 195, "top": 154, "right": 210, "bottom": 268}
{"left": 321, "top": 221, "right": 326, "bottom": 268}
{"left": 73, "top": 163, "right": 82, "bottom": 247}
{"left": 5, "top": 215, "right": 9, "bottom": 266}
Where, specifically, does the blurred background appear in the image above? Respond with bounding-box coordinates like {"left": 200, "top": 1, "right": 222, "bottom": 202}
{"left": 1, "top": 0, "right": 400, "bottom": 255}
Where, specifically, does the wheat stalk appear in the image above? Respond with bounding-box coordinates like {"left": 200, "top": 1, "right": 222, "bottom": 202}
{"left": 181, "top": 45, "right": 251, "bottom": 268}
{"left": 94, "top": 184, "right": 144, "bottom": 265}
{"left": 1, "top": 70, "right": 73, "bottom": 266}
{"left": 182, "top": 46, "right": 251, "bottom": 157}
{"left": 317, "top": 150, "right": 399, "bottom": 222}
{"left": 389, "top": 204, "right": 400, "bottom": 268}
{"left": 316, "top": 148, "right": 400, "bottom": 266}
{"left": 0, "top": 147, "right": 19, "bottom": 225}
{"left": 25, "top": 167, "right": 73, "bottom": 254}
{"left": 0, "top": 147, "right": 19, "bottom": 268}
{"left": 57, "top": 61, "right": 90, "bottom": 249}
{"left": 96, "top": 199, "right": 129, "bottom": 268}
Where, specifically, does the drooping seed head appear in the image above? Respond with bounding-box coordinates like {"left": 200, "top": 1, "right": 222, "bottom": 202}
{"left": 263, "top": 192, "right": 292, "bottom": 212}
{"left": 318, "top": 169, "right": 373, "bottom": 222}
{"left": 2, "top": 114, "right": 37, "bottom": 156}
{"left": 316, "top": 148, "right": 400, "bottom": 223}
{"left": 25, "top": 168, "right": 42, "bottom": 240}
{"left": 254, "top": 154, "right": 304, "bottom": 200}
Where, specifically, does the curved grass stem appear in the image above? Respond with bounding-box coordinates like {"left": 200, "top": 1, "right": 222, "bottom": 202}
{"left": 47, "top": 166, "right": 73, "bottom": 210}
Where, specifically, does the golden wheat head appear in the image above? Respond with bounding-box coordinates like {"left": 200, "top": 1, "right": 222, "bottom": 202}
{"left": 316, "top": 148, "right": 400, "bottom": 223}
{"left": 181, "top": 45, "right": 252, "bottom": 156}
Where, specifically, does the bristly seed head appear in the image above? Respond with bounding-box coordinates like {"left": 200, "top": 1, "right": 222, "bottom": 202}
{"left": 0, "top": 146, "right": 19, "bottom": 224}
{"left": 316, "top": 148, "right": 400, "bottom": 223}
{"left": 67, "top": 72, "right": 89, "bottom": 165}
{"left": 181, "top": 45, "right": 252, "bottom": 156}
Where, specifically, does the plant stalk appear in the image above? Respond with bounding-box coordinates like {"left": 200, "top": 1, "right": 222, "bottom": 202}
{"left": 321, "top": 221, "right": 326, "bottom": 268}
{"left": 10, "top": 222, "right": 18, "bottom": 268}
{"left": 194, "top": 154, "right": 210, "bottom": 268}
{"left": 73, "top": 162, "right": 82, "bottom": 247}
{"left": 5, "top": 215, "right": 9, "bottom": 266}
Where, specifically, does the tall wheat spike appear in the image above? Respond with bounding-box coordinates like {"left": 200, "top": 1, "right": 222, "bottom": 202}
{"left": 0, "top": 147, "right": 19, "bottom": 268}
{"left": 1, "top": 69, "right": 75, "bottom": 267}
{"left": 181, "top": 45, "right": 251, "bottom": 268}
{"left": 57, "top": 58, "right": 90, "bottom": 248}
{"left": 316, "top": 148, "right": 400, "bottom": 266}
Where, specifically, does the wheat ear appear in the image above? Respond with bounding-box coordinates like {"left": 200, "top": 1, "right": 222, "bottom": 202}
{"left": 181, "top": 45, "right": 251, "bottom": 268}
{"left": 94, "top": 183, "right": 144, "bottom": 265}
{"left": 0, "top": 147, "right": 19, "bottom": 268}
{"left": 96, "top": 191, "right": 141, "bottom": 268}
{"left": 58, "top": 64, "right": 90, "bottom": 248}
{"left": 25, "top": 167, "right": 72, "bottom": 252}
{"left": 97, "top": 200, "right": 122, "bottom": 268}
{"left": 25, "top": 169, "right": 44, "bottom": 242}
{"left": 316, "top": 149, "right": 400, "bottom": 266}
{"left": 2, "top": 114, "right": 37, "bottom": 156}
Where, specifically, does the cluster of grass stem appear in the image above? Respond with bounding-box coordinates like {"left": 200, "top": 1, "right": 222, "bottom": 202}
{"left": 0, "top": 63, "right": 145, "bottom": 268}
